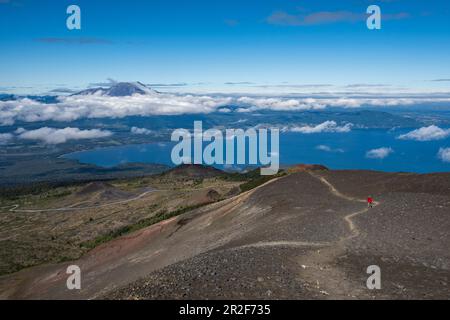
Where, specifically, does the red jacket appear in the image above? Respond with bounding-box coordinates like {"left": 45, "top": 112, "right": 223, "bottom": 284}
{"left": 367, "top": 197, "right": 373, "bottom": 203}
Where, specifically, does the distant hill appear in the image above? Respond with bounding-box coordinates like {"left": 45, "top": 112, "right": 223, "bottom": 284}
{"left": 160, "top": 164, "right": 226, "bottom": 179}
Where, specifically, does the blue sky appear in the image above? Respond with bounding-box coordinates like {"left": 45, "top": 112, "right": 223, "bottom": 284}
{"left": 1, "top": 0, "right": 450, "bottom": 94}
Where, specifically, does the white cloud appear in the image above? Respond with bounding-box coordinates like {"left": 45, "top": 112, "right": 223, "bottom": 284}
{"left": 236, "top": 107, "right": 251, "bottom": 113}
{"left": 0, "top": 94, "right": 232, "bottom": 126}
{"left": 398, "top": 125, "right": 450, "bottom": 141}
{"left": 237, "top": 96, "right": 327, "bottom": 111}
{"left": 17, "top": 127, "right": 112, "bottom": 144}
{"left": 365, "top": 147, "right": 394, "bottom": 159}
{"left": 131, "top": 127, "right": 152, "bottom": 135}
{"left": 290, "top": 121, "right": 352, "bottom": 133}
{"left": 315, "top": 144, "right": 344, "bottom": 153}
{"left": 1, "top": 93, "right": 450, "bottom": 126}
{"left": 437, "top": 147, "right": 450, "bottom": 162}
{"left": 14, "top": 127, "right": 26, "bottom": 134}
{"left": 237, "top": 96, "right": 439, "bottom": 111}
{"left": 316, "top": 145, "right": 332, "bottom": 152}
{"left": 0, "top": 133, "right": 13, "bottom": 145}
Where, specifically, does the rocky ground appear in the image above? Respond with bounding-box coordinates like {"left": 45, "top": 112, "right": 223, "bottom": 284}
{"left": 1, "top": 168, "right": 449, "bottom": 299}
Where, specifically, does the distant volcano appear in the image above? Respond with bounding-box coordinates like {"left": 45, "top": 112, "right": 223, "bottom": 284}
{"left": 73, "top": 82, "right": 157, "bottom": 97}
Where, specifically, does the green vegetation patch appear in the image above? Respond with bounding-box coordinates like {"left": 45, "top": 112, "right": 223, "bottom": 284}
{"left": 80, "top": 203, "right": 207, "bottom": 250}
{"left": 238, "top": 170, "right": 286, "bottom": 192}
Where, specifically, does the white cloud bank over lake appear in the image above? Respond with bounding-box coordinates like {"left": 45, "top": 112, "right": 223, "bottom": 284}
{"left": 438, "top": 147, "right": 450, "bottom": 162}
{"left": 1, "top": 92, "right": 450, "bottom": 126}
{"left": 316, "top": 144, "right": 345, "bottom": 153}
{"left": 291, "top": 121, "right": 352, "bottom": 133}
{"left": 398, "top": 125, "right": 450, "bottom": 141}
{"left": 131, "top": 127, "right": 153, "bottom": 135}
{"left": 365, "top": 147, "right": 394, "bottom": 159}
{"left": 0, "top": 133, "right": 13, "bottom": 145}
{"left": 17, "top": 127, "right": 112, "bottom": 144}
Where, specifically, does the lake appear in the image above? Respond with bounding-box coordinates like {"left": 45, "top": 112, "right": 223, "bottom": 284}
{"left": 64, "top": 128, "right": 450, "bottom": 173}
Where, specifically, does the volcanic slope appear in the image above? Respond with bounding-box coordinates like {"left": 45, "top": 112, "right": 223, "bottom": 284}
{"left": 1, "top": 169, "right": 449, "bottom": 299}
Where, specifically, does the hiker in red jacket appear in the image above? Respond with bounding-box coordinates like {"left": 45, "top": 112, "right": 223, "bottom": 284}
{"left": 367, "top": 196, "right": 374, "bottom": 208}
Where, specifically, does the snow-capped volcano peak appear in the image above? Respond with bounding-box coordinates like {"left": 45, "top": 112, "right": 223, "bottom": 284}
{"left": 73, "top": 82, "right": 157, "bottom": 97}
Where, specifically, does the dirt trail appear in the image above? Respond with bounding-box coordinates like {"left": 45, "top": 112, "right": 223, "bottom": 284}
{"left": 307, "top": 171, "right": 380, "bottom": 239}
{"left": 237, "top": 240, "right": 329, "bottom": 249}
{"left": 214, "top": 170, "right": 380, "bottom": 298}
{"left": 0, "top": 188, "right": 157, "bottom": 213}
{"left": 292, "top": 171, "right": 381, "bottom": 298}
